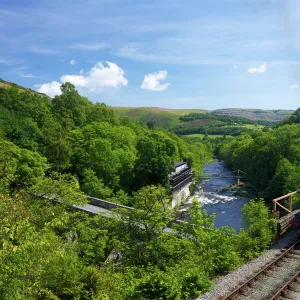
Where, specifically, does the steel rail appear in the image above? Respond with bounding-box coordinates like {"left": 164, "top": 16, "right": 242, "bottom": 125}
{"left": 222, "top": 239, "right": 300, "bottom": 300}
{"left": 270, "top": 270, "right": 300, "bottom": 299}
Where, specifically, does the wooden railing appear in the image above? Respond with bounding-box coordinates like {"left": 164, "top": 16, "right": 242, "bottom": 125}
{"left": 272, "top": 190, "right": 300, "bottom": 236}
{"left": 272, "top": 190, "right": 300, "bottom": 214}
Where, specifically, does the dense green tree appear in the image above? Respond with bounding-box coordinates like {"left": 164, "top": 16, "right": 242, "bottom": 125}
{"left": 114, "top": 187, "right": 214, "bottom": 299}
{"left": 0, "top": 81, "right": 245, "bottom": 299}
{"left": 52, "top": 83, "right": 92, "bottom": 128}
{"left": 0, "top": 82, "right": 212, "bottom": 197}
{"left": 69, "top": 121, "right": 137, "bottom": 191}
{"left": 81, "top": 168, "right": 113, "bottom": 199}
{"left": 278, "top": 107, "right": 300, "bottom": 126}
{"left": 133, "top": 132, "right": 177, "bottom": 190}
{"left": 237, "top": 199, "right": 277, "bottom": 260}
{"left": 0, "top": 140, "right": 46, "bottom": 193}
{"left": 87, "top": 102, "right": 119, "bottom": 125}
{"left": 220, "top": 124, "right": 300, "bottom": 199}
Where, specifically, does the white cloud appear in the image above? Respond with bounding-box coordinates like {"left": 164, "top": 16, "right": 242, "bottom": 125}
{"left": 31, "top": 46, "right": 61, "bottom": 55}
{"left": 70, "top": 43, "right": 108, "bottom": 51}
{"left": 35, "top": 61, "right": 127, "bottom": 97}
{"left": 70, "top": 60, "right": 75, "bottom": 65}
{"left": 36, "top": 81, "right": 62, "bottom": 97}
{"left": 0, "top": 57, "right": 24, "bottom": 66}
{"left": 140, "top": 71, "right": 170, "bottom": 91}
{"left": 80, "top": 69, "right": 84, "bottom": 74}
{"left": 21, "top": 73, "right": 39, "bottom": 78}
{"left": 248, "top": 63, "right": 267, "bottom": 73}
{"left": 60, "top": 61, "right": 128, "bottom": 89}
{"left": 289, "top": 84, "right": 299, "bottom": 88}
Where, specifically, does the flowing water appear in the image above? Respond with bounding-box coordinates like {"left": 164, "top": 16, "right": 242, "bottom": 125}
{"left": 186, "top": 161, "right": 250, "bottom": 231}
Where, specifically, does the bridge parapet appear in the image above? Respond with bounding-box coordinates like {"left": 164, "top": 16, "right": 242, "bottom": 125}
{"left": 87, "top": 196, "right": 134, "bottom": 211}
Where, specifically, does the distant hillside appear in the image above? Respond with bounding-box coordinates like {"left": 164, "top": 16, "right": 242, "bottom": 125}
{"left": 113, "top": 106, "right": 296, "bottom": 138}
{"left": 112, "top": 106, "right": 209, "bottom": 128}
{"left": 113, "top": 107, "right": 295, "bottom": 128}
{"left": 277, "top": 108, "right": 300, "bottom": 126}
{"left": 211, "top": 108, "right": 294, "bottom": 122}
{"left": 0, "top": 78, "right": 49, "bottom": 98}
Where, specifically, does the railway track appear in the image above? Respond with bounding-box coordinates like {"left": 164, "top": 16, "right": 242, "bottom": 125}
{"left": 222, "top": 240, "right": 300, "bottom": 300}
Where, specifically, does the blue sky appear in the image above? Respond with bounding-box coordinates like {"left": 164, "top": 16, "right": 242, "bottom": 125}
{"left": 0, "top": 0, "right": 300, "bottom": 109}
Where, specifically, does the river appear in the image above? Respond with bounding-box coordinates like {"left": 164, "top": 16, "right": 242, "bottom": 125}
{"left": 186, "top": 161, "right": 250, "bottom": 231}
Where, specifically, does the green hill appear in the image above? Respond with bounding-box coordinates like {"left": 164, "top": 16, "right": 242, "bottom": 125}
{"left": 112, "top": 106, "right": 209, "bottom": 127}
{"left": 0, "top": 78, "right": 49, "bottom": 98}
{"left": 113, "top": 106, "right": 294, "bottom": 129}
{"left": 277, "top": 108, "right": 300, "bottom": 126}
{"left": 112, "top": 106, "right": 295, "bottom": 137}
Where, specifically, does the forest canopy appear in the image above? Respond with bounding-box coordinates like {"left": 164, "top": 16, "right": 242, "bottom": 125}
{"left": 0, "top": 83, "right": 212, "bottom": 200}
{"left": 0, "top": 82, "right": 284, "bottom": 299}
{"left": 219, "top": 123, "right": 300, "bottom": 201}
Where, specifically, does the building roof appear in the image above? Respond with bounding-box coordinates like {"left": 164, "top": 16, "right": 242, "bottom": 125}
{"left": 175, "top": 161, "right": 186, "bottom": 167}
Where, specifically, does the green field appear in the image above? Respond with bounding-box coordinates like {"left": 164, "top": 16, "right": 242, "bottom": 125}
{"left": 112, "top": 106, "right": 209, "bottom": 128}
{"left": 185, "top": 134, "right": 226, "bottom": 139}
{"left": 241, "top": 124, "right": 264, "bottom": 129}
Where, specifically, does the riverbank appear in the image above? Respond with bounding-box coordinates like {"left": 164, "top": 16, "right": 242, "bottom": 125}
{"left": 179, "top": 161, "right": 252, "bottom": 231}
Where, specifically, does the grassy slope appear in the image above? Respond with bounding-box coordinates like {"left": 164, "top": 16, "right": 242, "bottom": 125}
{"left": 185, "top": 134, "right": 226, "bottom": 139}
{"left": 112, "top": 106, "right": 296, "bottom": 138}
{"left": 0, "top": 80, "right": 49, "bottom": 98}
{"left": 113, "top": 106, "right": 294, "bottom": 128}
{"left": 112, "top": 106, "right": 209, "bottom": 127}
{"left": 112, "top": 106, "right": 294, "bottom": 132}
{"left": 184, "top": 124, "right": 264, "bottom": 140}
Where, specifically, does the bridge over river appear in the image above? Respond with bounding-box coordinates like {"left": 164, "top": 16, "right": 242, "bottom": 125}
{"left": 200, "top": 169, "right": 247, "bottom": 185}
{"left": 71, "top": 188, "right": 300, "bottom": 238}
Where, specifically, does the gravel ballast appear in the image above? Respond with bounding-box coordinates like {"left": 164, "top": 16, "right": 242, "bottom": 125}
{"left": 196, "top": 229, "right": 299, "bottom": 300}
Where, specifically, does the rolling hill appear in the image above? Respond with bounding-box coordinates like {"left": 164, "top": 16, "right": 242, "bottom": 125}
{"left": 112, "top": 106, "right": 209, "bottom": 128}
{"left": 112, "top": 106, "right": 295, "bottom": 132}
{"left": 0, "top": 79, "right": 295, "bottom": 136}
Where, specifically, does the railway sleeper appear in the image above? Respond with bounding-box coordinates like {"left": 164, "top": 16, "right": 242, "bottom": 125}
{"left": 282, "top": 289, "right": 300, "bottom": 299}
{"left": 290, "top": 248, "right": 300, "bottom": 252}
{"left": 286, "top": 253, "right": 300, "bottom": 260}
{"left": 271, "top": 265, "right": 292, "bottom": 273}
{"left": 242, "top": 282, "right": 279, "bottom": 297}
{"left": 263, "top": 269, "right": 297, "bottom": 279}
{"left": 289, "top": 281, "right": 300, "bottom": 292}
{"left": 291, "top": 249, "right": 300, "bottom": 254}
{"left": 278, "top": 259, "right": 299, "bottom": 266}
{"left": 232, "top": 291, "right": 270, "bottom": 300}
{"left": 260, "top": 272, "right": 296, "bottom": 284}
{"left": 277, "top": 258, "right": 294, "bottom": 264}
{"left": 234, "top": 284, "right": 273, "bottom": 298}
{"left": 264, "top": 276, "right": 288, "bottom": 286}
